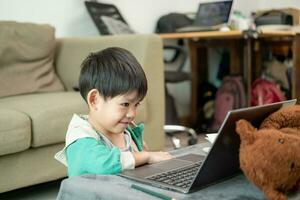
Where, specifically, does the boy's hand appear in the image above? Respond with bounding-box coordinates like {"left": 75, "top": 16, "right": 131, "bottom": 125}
{"left": 148, "top": 151, "right": 173, "bottom": 164}
{"left": 132, "top": 151, "right": 173, "bottom": 167}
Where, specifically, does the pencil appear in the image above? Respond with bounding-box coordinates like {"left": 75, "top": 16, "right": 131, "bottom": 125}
{"left": 130, "top": 120, "right": 137, "bottom": 127}
{"left": 131, "top": 184, "right": 176, "bottom": 200}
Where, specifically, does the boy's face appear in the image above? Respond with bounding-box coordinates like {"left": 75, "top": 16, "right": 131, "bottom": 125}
{"left": 88, "top": 90, "right": 142, "bottom": 136}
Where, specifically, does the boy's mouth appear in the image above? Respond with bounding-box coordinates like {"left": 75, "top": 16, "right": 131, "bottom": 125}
{"left": 119, "top": 120, "right": 136, "bottom": 128}
{"left": 119, "top": 121, "right": 130, "bottom": 126}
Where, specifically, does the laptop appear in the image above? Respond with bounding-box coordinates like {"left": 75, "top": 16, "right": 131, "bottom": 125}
{"left": 176, "top": 0, "right": 233, "bottom": 33}
{"left": 120, "top": 99, "right": 297, "bottom": 193}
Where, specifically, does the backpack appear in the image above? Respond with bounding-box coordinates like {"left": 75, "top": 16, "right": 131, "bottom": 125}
{"left": 195, "top": 82, "right": 217, "bottom": 133}
{"left": 210, "top": 75, "right": 246, "bottom": 132}
{"left": 251, "top": 78, "right": 286, "bottom": 106}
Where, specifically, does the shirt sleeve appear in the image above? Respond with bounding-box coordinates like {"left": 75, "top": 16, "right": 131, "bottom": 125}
{"left": 66, "top": 137, "right": 124, "bottom": 176}
{"left": 120, "top": 151, "right": 135, "bottom": 170}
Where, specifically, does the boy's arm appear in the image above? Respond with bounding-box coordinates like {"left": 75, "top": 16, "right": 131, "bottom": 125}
{"left": 142, "top": 141, "right": 149, "bottom": 151}
{"left": 131, "top": 151, "right": 150, "bottom": 166}
{"left": 66, "top": 137, "right": 173, "bottom": 176}
{"left": 132, "top": 151, "right": 173, "bottom": 166}
{"left": 67, "top": 137, "right": 125, "bottom": 176}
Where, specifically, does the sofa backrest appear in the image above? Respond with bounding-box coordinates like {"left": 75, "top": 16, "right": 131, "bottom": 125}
{"left": 54, "top": 34, "right": 162, "bottom": 90}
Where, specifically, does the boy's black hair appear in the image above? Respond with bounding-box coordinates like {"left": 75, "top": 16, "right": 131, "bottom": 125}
{"left": 79, "top": 47, "right": 148, "bottom": 102}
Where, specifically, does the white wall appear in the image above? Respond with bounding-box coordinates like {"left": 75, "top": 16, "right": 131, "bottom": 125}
{"left": 0, "top": 0, "right": 257, "bottom": 37}
{"left": 0, "top": 0, "right": 98, "bottom": 37}
{"left": 258, "top": 0, "right": 300, "bottom": 10}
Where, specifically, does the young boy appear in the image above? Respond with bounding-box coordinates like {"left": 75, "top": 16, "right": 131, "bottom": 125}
{"left": 55, "top": 47, "right": 172, "bottom": 176}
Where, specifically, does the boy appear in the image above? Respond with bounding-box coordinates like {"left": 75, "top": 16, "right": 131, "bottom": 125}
{"left": 55, "top": 47, "right": 172, "bottom": 176}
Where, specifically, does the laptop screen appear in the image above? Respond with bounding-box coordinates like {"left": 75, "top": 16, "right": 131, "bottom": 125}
{"left": 194, "top": 0, "right": 233, "bottom": 26}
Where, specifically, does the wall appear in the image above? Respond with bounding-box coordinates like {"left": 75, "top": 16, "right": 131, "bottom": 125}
{"left": 0, "top": 0, "right": 98, "bottom": 37}
{"left": 258, "top": 0, "right": 300, "bottom": 10}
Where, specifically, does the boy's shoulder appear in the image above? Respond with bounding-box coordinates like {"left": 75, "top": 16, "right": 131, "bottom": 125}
{"left": 65, "top": 114, "right": 99, "bottom": 146}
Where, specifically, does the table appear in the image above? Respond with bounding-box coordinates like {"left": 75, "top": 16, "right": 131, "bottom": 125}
{"left": 56, "top": 141, "right": 300, "bottom": 200}
{"left": 160, "top": 30, "right": 300, "bottom": 125}
{"left": 56, "top": 144, "right": 300, "bottom": 200}
{"left": 56, "top": 143, "right": 263, "bottom": 200}
{"left": 56, "top": 174, "right": 266, "bottom": 200}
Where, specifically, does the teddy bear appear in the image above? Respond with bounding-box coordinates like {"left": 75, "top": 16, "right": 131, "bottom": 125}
{"left": 235, "top": 105, "right": 300, "bottom": 200}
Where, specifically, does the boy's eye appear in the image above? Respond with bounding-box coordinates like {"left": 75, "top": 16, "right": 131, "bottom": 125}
{"left": 121, "top": 103, "right": 130, "bottom": 107}
{"left": 135, "top": 102, "right": 141, "bottom": 107}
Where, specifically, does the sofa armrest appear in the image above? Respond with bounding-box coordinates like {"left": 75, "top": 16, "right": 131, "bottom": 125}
{"left": 54, "top": 34, "right": 165, "bottom": 150}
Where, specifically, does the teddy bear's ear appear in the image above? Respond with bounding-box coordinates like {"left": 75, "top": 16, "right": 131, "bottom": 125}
{"left": 236, "top": 119, "right": 256, "bottom": 145}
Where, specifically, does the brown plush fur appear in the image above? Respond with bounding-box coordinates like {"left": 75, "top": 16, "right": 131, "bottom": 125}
{"left": 236, "top": 105, "right": 300, "bottom": 200}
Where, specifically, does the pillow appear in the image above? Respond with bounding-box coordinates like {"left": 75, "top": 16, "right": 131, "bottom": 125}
{"left": 0, "top": 21, "right": 64, "bottom": 98}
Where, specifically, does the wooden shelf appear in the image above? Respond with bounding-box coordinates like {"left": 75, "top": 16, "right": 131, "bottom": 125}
{"left": 159, "top": 30, "right": 300, "bottom": 125}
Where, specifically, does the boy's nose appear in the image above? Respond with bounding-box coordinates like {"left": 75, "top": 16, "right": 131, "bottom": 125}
{"left": 126, "top": 108, "right": 136, "bottom": 118}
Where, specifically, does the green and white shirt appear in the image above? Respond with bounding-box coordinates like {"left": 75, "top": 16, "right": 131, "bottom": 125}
{"left": 55, "top": 114, "right": 144, "bottom": 177}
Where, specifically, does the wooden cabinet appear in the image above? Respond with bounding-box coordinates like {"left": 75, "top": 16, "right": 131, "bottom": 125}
{"left": 160, "top": 31, "right": 300, "bottom": 126}
{"left": 246, "top": 31, "right": 300, "bottom": 103}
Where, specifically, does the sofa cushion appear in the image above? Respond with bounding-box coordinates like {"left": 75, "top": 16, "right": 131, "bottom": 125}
{"left": 0, "top": 21, "right": 64, "bottom": 98}
{"left": 0, "top": 92, "right": 88, "bottom": 147}
{"left": 0, "top": 92, "right": 147, "bottom": 149}
{"left": 0, "top": 109, "right": 31, "bottom": 156}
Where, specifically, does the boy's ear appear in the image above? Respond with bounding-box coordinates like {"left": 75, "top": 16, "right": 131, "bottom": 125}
{"left": 87, "top": 89, "right": 99, "bottom": 110}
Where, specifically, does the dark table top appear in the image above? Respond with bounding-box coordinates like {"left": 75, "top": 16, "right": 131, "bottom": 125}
{"left": 56, "top": 143, "right": 299, "bottom": 200}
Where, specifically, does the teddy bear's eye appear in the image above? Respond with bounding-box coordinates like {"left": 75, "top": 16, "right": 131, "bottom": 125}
{"left": 278, "top": 138, "right": 284, "bottom": 144}
{"left": 290, "top": 162, "right": 295, "bottom": 170}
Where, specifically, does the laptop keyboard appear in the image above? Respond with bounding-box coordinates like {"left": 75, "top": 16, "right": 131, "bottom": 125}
{"left": 146, "top": 162, "right": 202, "bottom": 189}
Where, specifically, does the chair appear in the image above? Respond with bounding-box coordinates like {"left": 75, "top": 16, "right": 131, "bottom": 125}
{"left": 163, "top": 45, "right": 197, "bottom": 148}
{"left": 85, "top": 0, "right": 197, "bottom": 148}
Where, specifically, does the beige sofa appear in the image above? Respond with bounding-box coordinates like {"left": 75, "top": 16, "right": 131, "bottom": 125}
{"left": 0, "top": 22, "right": 165, "bottom": 193}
